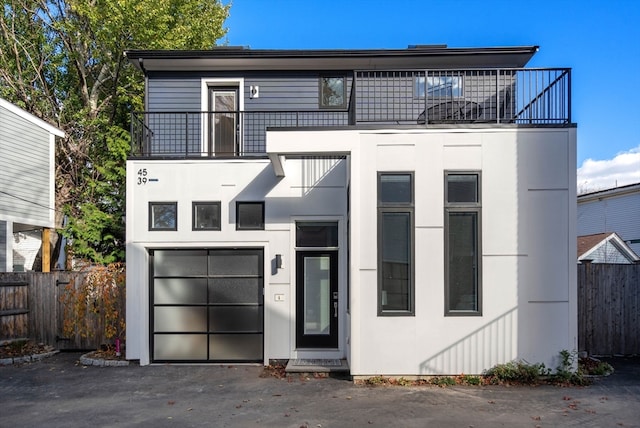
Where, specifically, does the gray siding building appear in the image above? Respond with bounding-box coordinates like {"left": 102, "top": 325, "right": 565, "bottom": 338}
{"left": 0, "top": 98, "right": 64, "bottom": 271}
{"left": 578, "top": 183, "right": 640, "bottom": 256}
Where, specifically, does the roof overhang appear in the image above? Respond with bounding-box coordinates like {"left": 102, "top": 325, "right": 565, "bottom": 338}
{"left": 125, "top": 46, "right": 539, "bottom": 74}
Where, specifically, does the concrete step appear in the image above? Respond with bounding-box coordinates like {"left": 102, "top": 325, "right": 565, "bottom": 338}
{"left": 285, "top": 358, "right": 349, "bottom": 373}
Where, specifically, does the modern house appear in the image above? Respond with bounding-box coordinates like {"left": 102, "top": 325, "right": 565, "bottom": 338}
{"left": 578, "top": 232, "right": 640, "bottom": 264}
{"left": 124, "top": 45, "right": 577, "bottom": 376}
{"left": 578, "top": 183, "right": 640, "bottom": 256}
{"left": 0, "top": 98, "right": 64, "bottom": 272}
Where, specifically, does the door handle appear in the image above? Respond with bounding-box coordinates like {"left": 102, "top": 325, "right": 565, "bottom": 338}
{"left": 334, "top": 301, "right": 338, "bottom": 318}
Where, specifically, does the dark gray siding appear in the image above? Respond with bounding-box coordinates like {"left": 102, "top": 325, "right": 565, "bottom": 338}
{"left": 0, "top": 105, "right": 52, "bottom": 225}
{"left": 145, "top": 72, "right": 352, "bottom": 154}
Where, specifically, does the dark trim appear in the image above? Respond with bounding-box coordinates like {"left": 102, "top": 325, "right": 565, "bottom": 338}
{"left": 192, "top": 201, "right": 221, "bottom": 231}
{"left": 125, "top": 46, "right": 540, "bottom": 73}
{"left": 236, "top": 201, "right": 265, "bottom": 230}
{"left": 319, "top": 75, "right": 347, "bottom": 109}
{"left": 444, "top": 171, "right": 483, "bottom": 317}
{"left": 149, "top": 248, "right": 265, "bottom": 363}
{"left": 296, "top": 250, "right": 339, "bottom": 348}
{"left": 377, "top": 172, "right": 415, "bottom": 316}
{"left": 148, "top": 202, "right": 177, "bottom": 231}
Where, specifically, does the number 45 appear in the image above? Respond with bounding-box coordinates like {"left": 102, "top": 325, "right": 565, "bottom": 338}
{"left": 137, "top": 168, "right": 148, "bottom": 185}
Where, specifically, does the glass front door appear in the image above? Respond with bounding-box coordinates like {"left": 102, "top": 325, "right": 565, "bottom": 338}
{"left": 296, "top": 251, "right": 338, "bottom": 348}
{"left": 208, "top": 87, "right": 238, "bottom": 156}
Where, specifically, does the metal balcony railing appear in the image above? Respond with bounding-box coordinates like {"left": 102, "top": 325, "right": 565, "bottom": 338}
{"left": 131, "top": 68, "right": 570, "bottom": 158}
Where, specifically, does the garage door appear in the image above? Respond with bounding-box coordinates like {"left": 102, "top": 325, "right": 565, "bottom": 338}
{"left": 150, "top": 248, "right": 263, "bottom": 362}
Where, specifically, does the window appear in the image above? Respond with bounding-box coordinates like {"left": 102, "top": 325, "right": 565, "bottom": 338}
{"left": 378, "top": 173, "right": 414, "bottom": 315}
{"left": 445, "top": 172, "right": 481, "bottom": 316}
{"left": 149, "top": 202, "right": 177, "bottom": 231}
{"left": 415, "top": 75, "right": 463, "bottom": 98}
{"left": 296, "top": 222, "right": 338, "bottom": 247}
{"left": 236, "top": 201, "right": 264, "bottom": 230}
{"left": 192, "top": 202, "right": 221, "bottom": 230}
{"left": 319, "top": 76, "right": 346, "bottom": 109}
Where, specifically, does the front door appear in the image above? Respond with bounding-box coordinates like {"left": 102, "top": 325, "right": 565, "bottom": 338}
{"left": 296, "top": 251, "right": 338, "bottom": 348}
{"left": 208, "top": 87, "right": 238, "bottom": 156}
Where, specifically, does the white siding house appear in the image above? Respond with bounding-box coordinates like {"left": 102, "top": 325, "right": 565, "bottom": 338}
{"left": 0, "top": 98, "right": 64, "bottom": 272}
{"left": 578, "top": 183, "right": 640, "bottom": 256}
{"left": 125, "top": 46, "right": 577, "bottom": 376}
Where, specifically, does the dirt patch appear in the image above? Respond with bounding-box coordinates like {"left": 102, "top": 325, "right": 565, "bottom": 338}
{"left": 0, "top": 340, "right": 55, "bottom": 359}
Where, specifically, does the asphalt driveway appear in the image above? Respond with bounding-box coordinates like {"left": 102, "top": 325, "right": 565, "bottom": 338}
{"left": 1, "top": 353, "right": 639, "bottom": 427}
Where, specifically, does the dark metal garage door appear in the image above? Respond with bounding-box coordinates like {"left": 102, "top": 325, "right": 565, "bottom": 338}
{"left": 150, "top": 248, "right": 263, "bottom": 362}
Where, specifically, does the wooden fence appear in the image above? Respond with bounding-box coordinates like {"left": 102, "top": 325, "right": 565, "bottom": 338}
{"left": 0, "top": 271, "right": 125, "bottom": 350}
{"left": 578, "top": 263, "right": 640, "bottom": 356}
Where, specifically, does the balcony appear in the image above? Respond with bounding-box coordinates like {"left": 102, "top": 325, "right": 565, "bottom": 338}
{"left": 131, "top": 68, "right": 570, "bottom": 158}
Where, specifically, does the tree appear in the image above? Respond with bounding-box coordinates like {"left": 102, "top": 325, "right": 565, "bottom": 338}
{"left": 0, "top": 0, "right": 229, "bottom": 265}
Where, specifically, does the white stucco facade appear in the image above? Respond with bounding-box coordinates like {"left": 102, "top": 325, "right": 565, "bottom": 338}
{"left": 126, "top": 125, "right": 577, "bottom": 375}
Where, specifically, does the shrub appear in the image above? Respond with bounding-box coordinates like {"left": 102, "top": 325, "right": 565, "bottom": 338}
{"left": 484, "top": 360, "right": 549, "bottom": 384}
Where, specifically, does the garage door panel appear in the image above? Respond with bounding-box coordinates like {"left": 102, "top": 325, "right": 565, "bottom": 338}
{"left": 154, "top": 250, "right": 207, "bottom": 276}
{"left": 209, "top": 278, "right": 263, "bottom": 304}
{"left": 154, "top": 278, "right": 208, "bottom": 304}
{"left": 154, "top": 334, "right": 208, "bottom": 360}
{"left": 209, "top": 334, "right": 263, "bottom": 360}
{"left": 209, "top": 306, "right": 263, "bottom": 332}
{"left": 209, "top": 253, "right": 262, "bottom": 275}
{"left": 151, "top": 248, "right": 264, "bottom": 363}
{"left": 154, "top": 307, "right": 208, "bottom": 332}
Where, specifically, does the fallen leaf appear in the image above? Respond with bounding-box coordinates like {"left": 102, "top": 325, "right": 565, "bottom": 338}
{"left": 167, "top": 401, "right": 175, "bottom": 405}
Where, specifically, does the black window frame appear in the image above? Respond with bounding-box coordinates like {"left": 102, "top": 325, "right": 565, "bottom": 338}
{"left": 236, "top": 201, "right": 265, "bottom": 231}
{"left": 377, "top": 172, "right": 415, "bottom": 316}
{"left": 444, "top": 171, "right": 482, "bottom": 316}
{"left": 319, "top": 75, "right": 347, "bottom": 109}
{"left": 192, "top": 201, "right": 221, "bottom": 231}
{"left": 149, "top": 202, "right": 178, "bottom": 231}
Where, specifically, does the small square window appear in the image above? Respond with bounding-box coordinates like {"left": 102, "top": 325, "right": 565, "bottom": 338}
{"left": 149, "top": 202, "right": 177, "bottom": 231}
{"left": 319, "top": 76, "right": 346, "bottom": 109}
{"left": 447, "top": 174, "right": 479, "bottom": 203}
{"left": 192, "top": 202, "right": 221, "bottom": 230}
{"left": 379, "top": 174, "right": 413, "bottom": 204}
{"left": 236, "top": 201, "right": 264, "bottom": 230}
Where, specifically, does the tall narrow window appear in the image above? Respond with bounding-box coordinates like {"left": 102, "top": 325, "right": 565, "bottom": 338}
{"left": 378, "top": 173, "right": 414, "bottom": 316}
{"left": 445, "top": 172, "right": 481, "bottom": 315}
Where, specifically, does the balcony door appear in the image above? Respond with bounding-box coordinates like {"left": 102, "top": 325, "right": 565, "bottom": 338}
{"left": 209, "top": 87, "right": 238, "bottom": 156}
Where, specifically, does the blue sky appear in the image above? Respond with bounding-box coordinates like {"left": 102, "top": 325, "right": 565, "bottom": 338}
{"left": 224, "top": 0, "right": 640, "bottom": 191}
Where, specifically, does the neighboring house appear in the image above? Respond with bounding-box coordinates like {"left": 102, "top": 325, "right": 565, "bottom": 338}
{"left": 0, "top": 98, "right": 64, "bottom": 272}
{"left": 578, "top": 232, "right": 640, "bottom": 264}
{"left": 578, "top": 183, "right": 640, "bottom": 256}
{"left": 124, "top": 45, "right": 577, "bottom": 376}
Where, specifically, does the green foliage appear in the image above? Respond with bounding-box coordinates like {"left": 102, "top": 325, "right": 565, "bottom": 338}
{"left": 458, "top": 374, "right": 482, "bottom": 385}
{"left": 363, "top": 376, "right": 387, "bottom": 386}
{"left": 484, "top": 360, "right": 550, "bottom": 384}
{"left": 554, "top": 349, "right": 577, "bottom": 382}
{"left": 0, "top": 0, "right": 229, "bottom": 266}
{"left": 588, "top": 361, "right": 614, "bottom": 376}
{"left": 430, "top": 376, "right": 456, "bottom": 386}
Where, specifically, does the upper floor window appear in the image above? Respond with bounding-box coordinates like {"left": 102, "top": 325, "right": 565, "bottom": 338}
{"left": 149, "top": 202, "right": 177, "bottom": 231}
{"left": 378, "top": 173, "right": 414, "bottom": 316}
{"left": 319, "top": 76, "right": 346, "bottom": 109}
{"left": 415, "top": 75, "right": 463, "bottom": 98}
{"left": 445, "top": 172, "right": 481, "bottom": 316}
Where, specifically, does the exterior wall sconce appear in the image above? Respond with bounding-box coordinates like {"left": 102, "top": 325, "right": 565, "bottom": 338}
{"left": 275, "top": 254, "right": 283, "bottom": 269}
